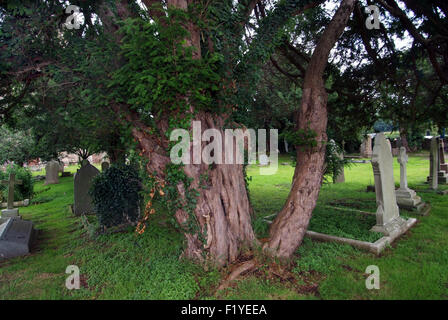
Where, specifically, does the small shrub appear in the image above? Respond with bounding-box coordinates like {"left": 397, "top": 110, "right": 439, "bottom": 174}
{"left": 0, "top": 164, "right": 34, "bottom": 202}
{"left": 90, "top": 164, "right": 143, "bottom": 228}
{"left": 324, "top": 141, "right": 350, "bottom": 184}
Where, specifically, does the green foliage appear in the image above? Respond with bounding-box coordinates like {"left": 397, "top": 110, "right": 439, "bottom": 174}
{"left": 324, "top": 140, "right": 350, "bottom": 184}
{"left": 163, "top": 163, "right": 202, "bottom": 240}
{"left": 0, "top": 163, "right": 34, "bottom": 202}
{"left": 110, "top": 16, "right": 222, "bottom": 131}
{"left": 0, "top": 126, "right": 36, "bottom": 166}
{"left": 282, "top": 127, "right": 318, "bottom": 149}
{"left": 90, "top": 164, "right": 143, "bottom": 228}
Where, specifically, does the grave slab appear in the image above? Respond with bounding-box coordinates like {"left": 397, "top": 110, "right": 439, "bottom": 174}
{"left": 0, "top": 217, "right": 36, "bottom": 260}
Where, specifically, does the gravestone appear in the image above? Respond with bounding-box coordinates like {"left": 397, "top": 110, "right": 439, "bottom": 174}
{"left": 45, "top": 161, "right": 60, "bottom": 185}
{"left": 1, "top": 173, "right": 22, "bottom": 221}
{"left": 360, "top": 135, "right": 372, "bottom": 158}
{"left": 73, "top": 160, "right": 100, "bottom": 216}
{"left": 391, "top": 147, "right": 399, "bottom": 157}
{"left": 436, "top": 138, "right": 448, "bottom": 184}
{"left": 259, "top": 154, "right": 269, "bottom": 166}
{"left": 395, "top": 147, "right": 429, "bottom": 214}
{"left": 370, "top": 133, "right": 408, "bottom": 236}
{"left": 428, "top": 137, "right": 439, "bottom": 190}
{"left": 101, "top": 161, "right": 110, "bottom": 172}
{"left": 440, "top": 139, "right": 448, "bottom": 173}
{"left": 0, "top": 217, "right": 36, "bottom": 260}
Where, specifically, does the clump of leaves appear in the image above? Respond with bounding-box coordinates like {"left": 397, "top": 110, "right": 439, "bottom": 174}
{"left": 0, "top": 164, "right": 34, "bottom": 202}
{"left": 90, "top": 164, "right": 143, "bottom": 228}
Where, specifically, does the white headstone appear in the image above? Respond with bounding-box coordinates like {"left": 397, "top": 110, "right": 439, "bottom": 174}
{"left": 259, "top": 154, "right": 269, "bottom": 166}
{"left": 370, "top": 133, "right": 407, "bottom": 236}
{"left": 428, "top": 137, "right": 439, "bottom": 190}
{"left": 395, "top": 147, "right": 423, "bottom": 210}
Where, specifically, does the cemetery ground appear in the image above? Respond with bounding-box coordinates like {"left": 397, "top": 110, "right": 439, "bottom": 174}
{"left": 1, "top": 156, "right": 447, "bottom": 300}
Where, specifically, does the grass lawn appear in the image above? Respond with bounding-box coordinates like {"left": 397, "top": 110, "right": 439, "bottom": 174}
{"left": 1, "top": 155, "right": 447, "bottom": 300}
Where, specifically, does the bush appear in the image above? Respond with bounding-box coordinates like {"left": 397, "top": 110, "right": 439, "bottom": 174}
{"left": 324, "top": 141, "right": 349, "bottom": 184}
{"left": 90, "top": 164, "right": 143, "bottom": 228}
{"left": 0, "top": 164, "right": 34, "bottom": 202}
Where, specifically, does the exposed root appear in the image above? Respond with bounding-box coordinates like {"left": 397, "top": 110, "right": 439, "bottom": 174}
{"left": 216, "top": 259, "right": 256, "bottom": 292}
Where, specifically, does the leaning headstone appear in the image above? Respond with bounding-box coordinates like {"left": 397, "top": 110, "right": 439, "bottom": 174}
{"left": 395, "top": 147, "right": 429, "bottom": 215}
{"left": 440, "top": 139, "right": 448, "bottom": 173}
{"left": 360, "top": 135, "right": 373, "bottom": 158}
{"left": 427, "top": 137, "right": 439, "bottom": 190}
{"left": 101, "top": 162, "right": 110, "bottom": 172}
{"left": 1, "top": 173, "right": 22, "bottom": 221}
{"left": 0, "top": 217, "right": 36, "bottom": 260}
{"left": 45, "top": 161, "right": 60, "bottom": 185}
{"left": 73, "top": 161, "right": 100, "bottom": 216}
{"left": 370, "top": 133, "right": 409, "bottom": 236}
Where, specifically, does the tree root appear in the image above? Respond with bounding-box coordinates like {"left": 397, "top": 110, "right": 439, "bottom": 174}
{"left": 216, "top": 260, "right": 257, "bottom": 292}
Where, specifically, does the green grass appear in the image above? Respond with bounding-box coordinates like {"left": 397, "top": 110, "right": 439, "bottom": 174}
{"left": 1, "top": 154, "right": 447, "bottom": 300}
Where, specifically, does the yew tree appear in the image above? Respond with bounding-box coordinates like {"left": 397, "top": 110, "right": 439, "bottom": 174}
{"left": 1, "top": 0, "right": 356, "bottom": 266}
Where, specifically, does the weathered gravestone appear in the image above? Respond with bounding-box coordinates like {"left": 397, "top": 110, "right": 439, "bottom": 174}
{"left": 101, "top": 161, "right": 110, "bottom": 172}
{"left": 258, "top": 154, "right": 269, "bottom": 166}
{"left": 1, "top": 173, "right": 22, "bottom": 221}
{"left": 370, "top": 133, "right": 411, "bottom": 236}
{"left": 0, "top": 217, "right": 36, "bottom": 260}
{"left": 360, "top": 135, "right": 373, "bottom": 158}
{"left": 440, "top": 139, "right": 448, "bottom": 173}
{"left": 395, "top": 147, "right": 429, "bottom": 215}
{"left": 427, "top": 137, "right": 439, "bottom": 189}
{"left": 45, "top": 161, "right": 60, "bottom": 185}
{"left": 73, "top": 160, "right": 100, "bottom": 216}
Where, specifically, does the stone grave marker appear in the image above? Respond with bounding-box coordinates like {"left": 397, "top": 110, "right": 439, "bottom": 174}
{"left": 437, "top": 138, "right": 448, "bottom": 183}
{"left": 1, "top": 173, "right": 22, "bottom": 221}
{"left": 259, "top": 154, "right": 269, "bottom": 166}
{"left": 427, "top": 137, "right": 439, "bottom": 190}
{"left": 101, "top": 161, "right": 110, "bottom": 172}
{"left": 395, "top": 147, "right": 429, "bottom": 215}
{"left": 73, "top": 160, "right": 100, "bottom": 216}
{"left": 0, "top": 217, "right": 36, "bottom": 260}
{"left": 440, "top": 139, "right": 448, "bottom": 173}
{"left": 45, "top": 161, "right": 60, "bottom": 185}
{"left": 360, "top": 135, "right": 372, "bottom": 158}
{"left": 371, "top": 133, "right": 409, "bottom": 236}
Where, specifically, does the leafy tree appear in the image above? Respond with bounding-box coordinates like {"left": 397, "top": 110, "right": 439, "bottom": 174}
{"left": 0, "top": 126, "right": 36, "bottom": 166}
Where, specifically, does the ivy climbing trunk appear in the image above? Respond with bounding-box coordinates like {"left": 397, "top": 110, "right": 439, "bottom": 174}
{"left": 264, "top": 0, "right": 356, "bottom": 259}
{"left": 130, "top": 110, "right": 256, "bottom": 267}
{"left": 176, "top": 113, "right": 257, "bottom": 266}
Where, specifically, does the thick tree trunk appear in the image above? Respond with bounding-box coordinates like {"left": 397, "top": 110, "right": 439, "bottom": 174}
{"left": 131, "top": 110, "right": 256, "bottom": 267}
{"left": 174, "top": 113, "right": 256, "bottom": 266}
{"left": 399, "top": 129, "right": 412, "bottom": 152}
{"left": 265, "top": 0, "right": 356, "bottom": 259}
{"left": 264, "top": 87, "right": 328, "bottom": 258}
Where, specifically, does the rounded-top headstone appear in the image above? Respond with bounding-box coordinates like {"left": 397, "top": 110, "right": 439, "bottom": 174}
{"left": 73, "top": 162, "right": 100, "bottom": 216}
{"left": 45, "top": 161, "right": 60, "bottom": 185}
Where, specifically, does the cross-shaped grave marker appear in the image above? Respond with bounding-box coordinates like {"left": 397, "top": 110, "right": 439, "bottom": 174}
{"left": 1, "top": 173, "right": 22, "bottom": 210}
